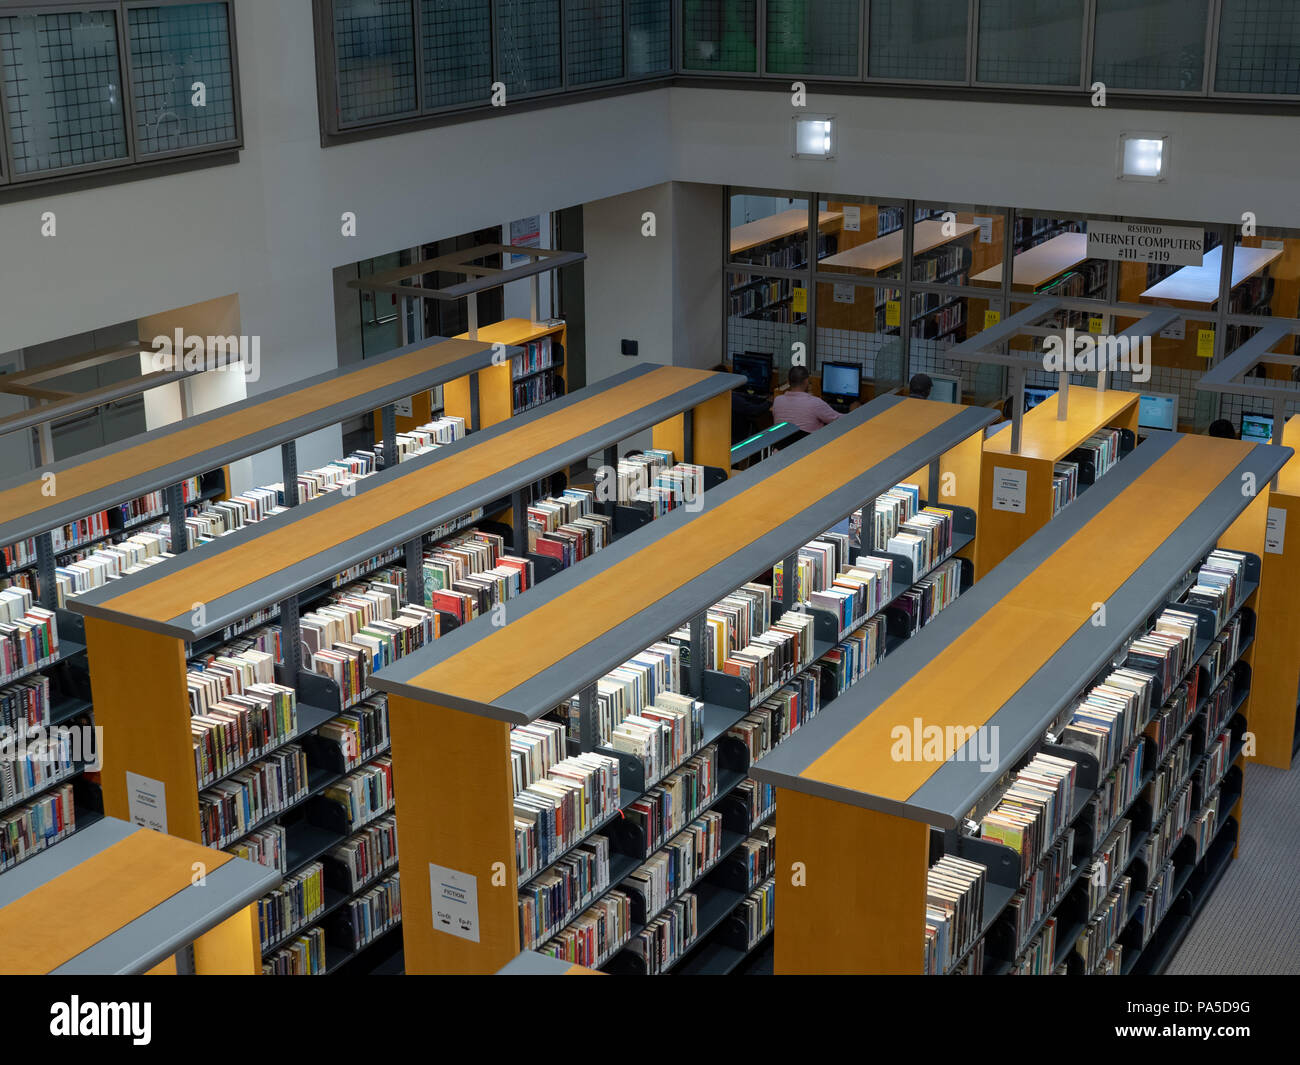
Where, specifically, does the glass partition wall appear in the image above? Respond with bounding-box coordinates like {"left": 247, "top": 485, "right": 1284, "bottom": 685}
{"left": 724, "top": 191, "right": 1300, "bottom": 431}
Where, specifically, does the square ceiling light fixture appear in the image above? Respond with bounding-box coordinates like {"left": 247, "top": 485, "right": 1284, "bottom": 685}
{"left": 1118, "top": 132, "right": 1169, "bottom": 181}
{"left": 793, "top": 115, "right": 835, "bottom": 159}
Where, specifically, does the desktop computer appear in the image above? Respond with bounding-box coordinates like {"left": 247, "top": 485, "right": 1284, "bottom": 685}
{"left": 1137, "top": 392, "right": 1179, "bottom": 433}
{"left": 731, "top": 351, "right": 774, "bottom": 397}
{"left": 1023, "top": 386, "right": 1056, "bottom": 412}
{"left": 928, "top": 374, "right": 961, "bottom": 404}
{"left": 1241, "top": 411, "right": 1275, "bottom": 443}
{"left": 819, "top": 361, "right": 862, "bottom": 412}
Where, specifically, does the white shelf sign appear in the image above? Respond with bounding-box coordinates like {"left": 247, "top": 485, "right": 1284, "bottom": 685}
{"left": 126, "top": 772, "right": 168, "bottom": 833}
{"left": 992, "top": 467, "right": 1028, "bottom": 514}
{"left": 1266, "top": 506, "right": 1286, "bottom": 555}
{"left": 842, "top": 205, "right": 860, "bottom": 232}
{"left": 1086, "top": 220, "right": 1204, "bottom": 266}
{"left": 430, "top": 863, "right": 480, "bottom": 942}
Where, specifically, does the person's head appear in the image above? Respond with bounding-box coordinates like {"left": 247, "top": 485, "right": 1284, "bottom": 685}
{"left": 1208, "top": 419, "right": 1237, "bottom": 439}
{"left": 788, "top": 366, "right": 811, "bottom": 392}
{"left": 909, "top": 373, "right": 933, "bottom": 400}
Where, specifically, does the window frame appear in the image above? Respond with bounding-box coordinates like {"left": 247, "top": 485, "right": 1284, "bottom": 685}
{"left": 0, "top": 0, "right": 242, "bottom": 186}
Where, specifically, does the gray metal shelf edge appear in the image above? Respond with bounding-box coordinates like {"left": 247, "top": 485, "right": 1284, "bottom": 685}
{"left": 749, "top": 430, "right": 1292, "bottom": 829}
{"left": 64, "top": 365, "right": 746, "bottom": 642}
{"left": 0, "top": 818, "right": 280, "bottom": 975}
{"left": 0, "top": 333, "right": 507, "bottom": 550}
{"left": 496, "top": 949, "right": 582, "bottom": 975}
{"left": 369, "top": 396, "right": 997, "bottom": 724}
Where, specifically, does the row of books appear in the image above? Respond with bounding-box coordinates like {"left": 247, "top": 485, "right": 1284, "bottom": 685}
{"left": 0, "top": 672, "right": 51, "bottom": 732}
{"left": 891, "top": 556, "right": 962, "bottom": 636}
{"left": 514, "top": 374, "right": 559, "bottom": 412}
{"left": 0, "top": 729, "right": 79, "bottom": 812}
{"left": 263, "top": 927, "right": 326, "bottom": 976}
{"left": 733, "top": 824, "right": 778, "bottom": 892}
{"left": 512, "top": 335, "right": 556, "bottom": 379}
{"left": 540, "top": 889, "right": 633, "bottom": 969}
{"left": 565, "top": 641, "right": 685, "bottom": 748}
{"left": 1056, "top": 663, "right": 1156, "bottom": 776}
{"left": 227, "top": 823, "right": 286, "bottom": 873}
{"left": 258, "top": 860, "right": 325, "bottom": 951}
{"left": 1005, "top": 829, "right": 1076, "bottom": 961}
{"left": 807, "top": 557, "right": 893, "bottom": 638}
{"left": 1052, "top": 461, "right": 1080, "bottom": 515}
{"left": 622, "top": 811, "right": 723, "bottom": 922}
{"left": 313, "top": 698, "right": 391, "bottom": 773}
{"left": 817, "top": 615, "right": 886, "bottom": 697}
{"left": 924, "top": 854, "right": 988, "bottom": 975}
{"left": 375, "top": 415, "right": 466, "bottom": 467}
{"left": 323, "top": 757, "right": 395, "bottom": 831}
{"left": 727, "top": 672, "right": 820, "bottom": 766}
{"left": 1126, "top": 607, "right": 1199, "bottom": 702}
{"left": 340, "top": 870, "right": 401, "bottom": 952}
{"left": 514, "top": 749, "right": 621, "bottom": 880}
{"left": 0, "top": 781, "right": 75, "bottom": 873}
{"left": 1183, "top": 548, "right": 1248, "bottom": 629}
{"left": 622, "top": 745, "right": 720, "bottom": 859}
{"left": 527, "top": 488, "right": 611, "bottom": 566}
{"left": 0, "top": 589, "right": 58, "bottom": 685}
{"left": 882, "top": 507, "right": 954, "bottom": 577}
{"left": 191, "top": 679, "right": 298, "bottom": 789}
{"left": 774, "top": 530, "right": 853, "bottom": 606}
{"left": 868, "top": 484, "right": 921, "bottom": 553}
{"left": 1146, "top": 677, "right": 1198, "bottom": 766}
{"left": 1081, "top": 738, "right": 1146, "bottom": 846}
{"left": 519, "top": 835, "right": 611, "bottom": 951}
{"left": 423, "top": 530, "right": 532, "bottom": 624}
{"left": 625, "top": 892, "right": 698, "bottom": 973}
{"left": 1192, "top": 726, "right": 1234, "bottom": 813}
{"left": 327, "top": 813, "right": 398, "bottom": 893}
{"left": 978, "top": 752, "right": 1078, "bottom": 880}
{"left": 732, "top": 876, "right": 776, "bottom": 951}
{"left": 723, "top": 611, "right": 815, "bottom": 706}
{"left": 54, "top": 532, "right": 170, "bottom": 607}
{"left": 199, "top": 744, "right": 310, "bottom": 848}
{"left": 603, "top": 693, "right": 703, "bottom": 786}
{"left": 1075, "top": 875, "right": 1131, "bottom": 974}
{"left": 1085, "top": 819, "right": 1133, "bottom": 914}
{"left": 1011, "top": 921, "right": 1062, "bottom": 976}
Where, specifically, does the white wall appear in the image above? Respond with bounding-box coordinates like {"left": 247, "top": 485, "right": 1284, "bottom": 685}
{"left": 0, "top": 0, "right": 672, "bottom": 486}
{"left": 669, "top": 86, "right": 1300, "bottom": 229}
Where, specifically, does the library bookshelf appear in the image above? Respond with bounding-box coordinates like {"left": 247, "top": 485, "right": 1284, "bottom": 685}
{"left": 0, "top": 817, "right": 277, "bottom": 974}
{"left": 369, "top": 396, "right": 995, "bottom": 974}
{"left": 977, "top": 386, "right": 1141, "bottom": 577}
{"left": 64, "top": 366, "right": 738, "bottom": 973}
{"left": 1250, "top": 414, "right": 1300, "bottom": 768}
{"left": 752, "top": 432, "right": 1290, "bottom": 974}
{"left": 0, "top": 335, "right": 506, "bottom": 884}
{"left": 373, "top": 318, "right": 570, "bottom": 441}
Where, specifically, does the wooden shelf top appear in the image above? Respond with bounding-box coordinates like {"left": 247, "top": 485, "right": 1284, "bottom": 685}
{"left": 1140, "top": 245, "right": 1283, "bottom": 307}
{"left": 985, "top": 386, "right": 1140, "bottom": 463}
{"left": 751, "top": 433, "right": 1291, "bottom": 826}
{"left": 819, "top": 219, "right": 979, "bottom": 274}
{"left": 67, "top": 365, "right": 742, "bottom": 640}
{"left": 0, "top": 335, "right": 501, "bottom": 551}
{"left": 970, "top": 232, "right": 1088, "bottom": 291}
{"left": 455, "top": 317, "right": 565, "bottom": 348}
{"left": 371, "top": 397, "right": 995, "bottom": 722}
{"left": 1276, "top": 415, "right": 1300, "bottom": 497}
{"left": 0, "top": 818, "right": 277, "bottom": 974}
{"left": 730, "top": 209, "right": 842, "bottom": 255}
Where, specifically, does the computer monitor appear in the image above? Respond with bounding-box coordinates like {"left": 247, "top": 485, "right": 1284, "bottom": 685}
{"left": 1023, "top": 385, "right": 1056, "bottom": 412}
{"left": 819, "top": 361, "right": 861, "bottom": 401}
{"left": 928, "top": 374, "right": 961, "bottom": 404}
{"left": 1241, "top": 411, "right": 1275, "bottom": 443}
{"left": 1137, "top": 392, "right": 1179, "bottom": 432}
{"left": 731, "top": 352, "right": 773, "bottom": 393}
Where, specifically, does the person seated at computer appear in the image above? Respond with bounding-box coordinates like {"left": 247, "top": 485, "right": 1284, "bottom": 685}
{"left": 1208, "top": 419, "right": 1238, "bottom": 439}
{"left": 715, "top": 363, "right": 771, "bottom": 443}
{"left": 909, "top": 373, "right": 933, "bottom": 400}
{"left": 773, "top": 366, "right": 844, "bottom": 432}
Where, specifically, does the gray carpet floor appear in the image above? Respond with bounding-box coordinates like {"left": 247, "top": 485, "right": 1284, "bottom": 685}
{"left": 1166, "top": 754, "right": 1300, "bottom": 975}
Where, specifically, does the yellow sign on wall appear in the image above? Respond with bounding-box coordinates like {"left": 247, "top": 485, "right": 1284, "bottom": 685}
{"left": 1088, "top": 317, "right": 1104, "bottom": 334}
{"left": 984, "top": 309, "right": 1001, "bottom": 329}
{"left": 1197, "top": 329, "right": 1216, "bottom": 358}
{"left": 792, "top": 287, "right": 807, "bottom": 313}
{"left": 885, "top": 300, "right": 901, "bottom": 327}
